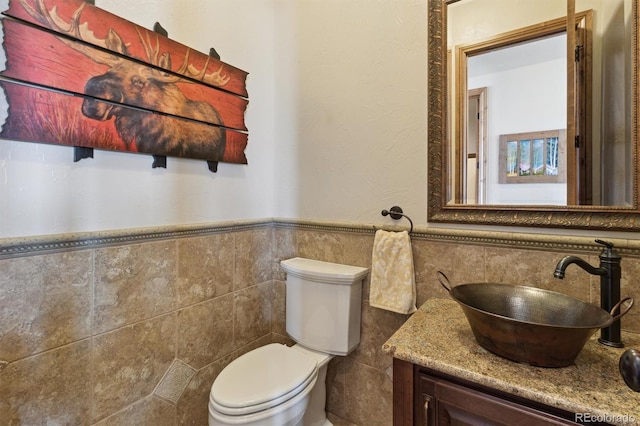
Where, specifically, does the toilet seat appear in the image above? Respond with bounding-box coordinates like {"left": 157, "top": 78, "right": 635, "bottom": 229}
{"left": 210, "top": 344, "right": 318, "bottom": 416}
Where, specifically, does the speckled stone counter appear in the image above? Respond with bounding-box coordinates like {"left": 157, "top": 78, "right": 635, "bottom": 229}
{"left": 382, "top": 298, "right": 640, "bottom": 425}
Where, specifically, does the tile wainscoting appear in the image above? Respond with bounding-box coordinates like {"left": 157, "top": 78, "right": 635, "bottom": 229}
{"left": 1, "top": 220, "right": 639, "bottom": 425}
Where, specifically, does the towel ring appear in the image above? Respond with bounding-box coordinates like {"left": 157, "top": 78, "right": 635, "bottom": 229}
{"left": 381, "top": 206, "right": 414, "bottom": 233}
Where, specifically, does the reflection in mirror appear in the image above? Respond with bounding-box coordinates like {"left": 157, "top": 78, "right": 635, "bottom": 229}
{"left": 591, "top": 0, "right": 636, "bottom": 207}
{"left": 427, "top": 0, "right": 639, "bottom": 230}
{"left": 446, "top": 0, "right": 633, "bottom": 207}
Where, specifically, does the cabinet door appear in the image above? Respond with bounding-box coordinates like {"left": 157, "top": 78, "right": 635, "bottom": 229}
{"left": 417, "top": 372, "right": 577, "bottom": 426}
{"left": 436, "top": 381, "right": 575, "bottom": 426}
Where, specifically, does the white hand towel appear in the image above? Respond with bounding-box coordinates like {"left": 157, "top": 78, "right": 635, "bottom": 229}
{"left": 369, "top": 229, "right": 417, "bottom": 314}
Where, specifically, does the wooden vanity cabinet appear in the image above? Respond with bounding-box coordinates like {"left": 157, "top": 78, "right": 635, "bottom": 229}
{"left": 393, "top": 358, "right": 580, "bottom": 426}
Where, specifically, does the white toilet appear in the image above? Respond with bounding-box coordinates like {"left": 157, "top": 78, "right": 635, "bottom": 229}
{"left": 208, "top": 257, "right": 369, "bottom": 426}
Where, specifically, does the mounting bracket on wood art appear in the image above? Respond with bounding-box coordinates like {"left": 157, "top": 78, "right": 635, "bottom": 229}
{"left": 0, "top": 0, "right": 249, "bottom": 173}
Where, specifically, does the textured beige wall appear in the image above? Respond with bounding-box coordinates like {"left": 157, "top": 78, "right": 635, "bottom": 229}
{"left": 1, "top": 222, "right": 639, "bottom": 425}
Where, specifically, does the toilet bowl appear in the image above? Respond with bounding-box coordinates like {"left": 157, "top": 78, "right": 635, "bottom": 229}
{"left": 208, "top": 258, "right": 368, "bottom": 426}
{"left": 208, "top": 343, "right": 332, "bottom": 426}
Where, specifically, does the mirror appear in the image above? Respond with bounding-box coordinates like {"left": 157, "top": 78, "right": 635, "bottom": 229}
{"left": 427, "top": 0, "right": 640, "bottom": 230}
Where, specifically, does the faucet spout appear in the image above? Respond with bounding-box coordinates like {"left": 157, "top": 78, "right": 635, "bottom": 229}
{"left": 553, "top": 255, "right": 606, "bottom": 279}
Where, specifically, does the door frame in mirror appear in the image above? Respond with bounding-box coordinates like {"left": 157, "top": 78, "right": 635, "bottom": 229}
{"left": 427, "top": 0, "right": 640, "bottom": 230}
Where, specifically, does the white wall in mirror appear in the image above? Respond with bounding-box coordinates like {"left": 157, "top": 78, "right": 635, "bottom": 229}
{"left": 448, "top": 0, "right": 635, "bottom": 207}
{"left": 447, "top": 0, "right": 567, "bottom": 206}
{"left": 468, "top": 34, "right": 567, "bottom": 205}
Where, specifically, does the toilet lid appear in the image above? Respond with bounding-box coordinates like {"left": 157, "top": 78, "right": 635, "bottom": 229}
{"left": 211, "top": 344, "right": 318, "bottom": 415}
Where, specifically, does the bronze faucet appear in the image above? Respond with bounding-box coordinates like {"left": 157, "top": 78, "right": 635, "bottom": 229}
{"left": 554, "top": 239, "right": 623, "bottom": 347}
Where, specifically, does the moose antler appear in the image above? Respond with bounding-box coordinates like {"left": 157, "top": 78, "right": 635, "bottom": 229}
{"left": 135, "top": 27, "right": 230, "bottom": 87}
{"left": 19, "top": 0, "right": 124, "bottom": 66}
{"left": 19, "top": 0, "right": 230, "bottom": 87}
{"left": 187, "top": 62, "right": 231, "bottom": 88}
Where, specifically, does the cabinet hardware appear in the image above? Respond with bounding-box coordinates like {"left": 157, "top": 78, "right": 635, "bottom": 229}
{"left": 423, "top": 395, "right": 432, "bottom": 426}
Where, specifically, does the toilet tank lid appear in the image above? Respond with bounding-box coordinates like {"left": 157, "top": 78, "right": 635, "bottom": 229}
{"left": 281, "top": 257, "right": 368, "bottom": 285}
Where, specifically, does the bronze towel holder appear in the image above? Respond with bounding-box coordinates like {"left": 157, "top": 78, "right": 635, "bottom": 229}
{"left": 381, "top": 206, "right": 413, "bottom": 233}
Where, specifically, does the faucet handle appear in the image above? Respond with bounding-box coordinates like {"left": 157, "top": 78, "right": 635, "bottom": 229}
{"left": 595, "top": 239, "right": 614, "bottom": 248}
{"left": 595, "top": 239, "right": 621, "bottom": 260}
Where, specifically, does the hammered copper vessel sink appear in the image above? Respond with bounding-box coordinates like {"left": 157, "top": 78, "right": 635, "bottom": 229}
{"left": 438, "top": 273, "right": 633, "bottom": 368}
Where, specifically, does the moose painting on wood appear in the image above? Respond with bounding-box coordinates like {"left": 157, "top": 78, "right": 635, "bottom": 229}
{"left": 0, "top": 0, "right": 249, "bottom": 171}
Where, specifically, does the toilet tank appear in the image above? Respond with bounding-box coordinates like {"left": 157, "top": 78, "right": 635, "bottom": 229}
{"left": 281, "top": 257, "right": 369, "bottom": 356}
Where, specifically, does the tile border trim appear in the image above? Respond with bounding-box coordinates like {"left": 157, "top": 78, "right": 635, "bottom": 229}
{"left": 272, "top": 220, "right": 640, "bottom": 256}
{"left": 0, "top": 219, "right": 272, "bottom": 259}
{"left": 2, "top": 218, "right": 640, "bottom": 259}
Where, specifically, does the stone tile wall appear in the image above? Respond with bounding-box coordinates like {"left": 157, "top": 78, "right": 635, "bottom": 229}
{"left": 1, "top": 221, "right": 639, "bottom": 425}
{"left": 0, "top": 227, "right": 274, "bottom": 425}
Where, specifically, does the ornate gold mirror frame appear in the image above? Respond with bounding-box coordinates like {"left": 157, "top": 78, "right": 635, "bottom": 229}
{"left": 427, "top": 0, "right": 640, "bottom": 230}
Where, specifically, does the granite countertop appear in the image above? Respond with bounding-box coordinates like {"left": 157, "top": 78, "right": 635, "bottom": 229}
{"left": 382, "top": 298, "right": 640, "bottom": 425}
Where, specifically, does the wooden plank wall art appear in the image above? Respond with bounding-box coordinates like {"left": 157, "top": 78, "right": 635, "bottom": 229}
{"left": 0, "top": 0, "right": 249, "bottom": 172}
